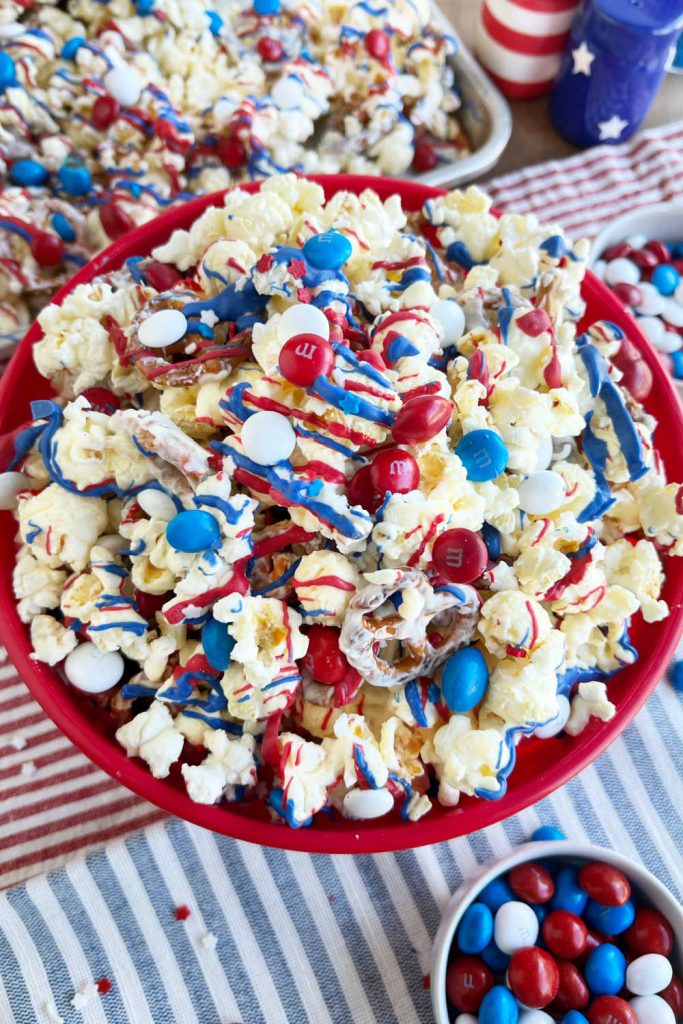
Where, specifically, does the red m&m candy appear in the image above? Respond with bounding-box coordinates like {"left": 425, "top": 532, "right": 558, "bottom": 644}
{"left": 508, "top": 946, "right": 560, "bottom": 1008}
{"left": 347, "top": 465, "right": 382, "bottom": 515}
{"left": 432, "top": 528, "right": 488, "bottom": 584}
{"left": 30, "top": 232, "right": 65, "bottom": 266}
{"left": 365, "top": 28, "right": 390, "bottom": 60}
{"left": 543, "top": 910, "right": 588, "bottom": 959}
{"left": 553, "top": 960, "right": 589, "bottom": 1013}
{"left": 413, "top": 141, "right": 438, "bottom": 173}
{"left": 661, "top": 974, "right": 683, "bottom": 1018}
{"left": 280, "top": 333, "right": 334, "bottom": 387}
{"left": 144, "top": 260, "right": 182, "bottom": 292}
{"left": 257, "top": 36, "right": 284, "bottom": 61}
{"left": 618, "top": 357, "right": 653, "bottom": 401}
{"left": 217, "top": 134, "right": 247, "bottom": 170}
{"left": 302, "top": 625, "right": 348, "bottom": 684}
{"left": 630, "top": 248, "right": 659, "bottom": 271}
{"left": 92, "top": 94, "right": 120, "bottom": 129}
{"left": 587, "top": 994, "right": 638, "bottom": 1024}
{"left": 508, "top": 863, "right": 555, "bottom": 905}
{"left": 644, "top": 239, "right": 670, "bottom": 263}
{"left": 579, "top": 863, "right": 631, "bottom": 907}
{"left": 134, "top": 589, "right": 171, "bottom": 620}
{"left": 80, "top": 388, "right": 121, "bottom": 415}
{"left": 100, "top": 202, "right": 135, "bottom": 240}
{"left": 370, "top": 448, "right": 419, "bottom": 495}
{"left": 624, "top": 908, "right": 674, "bottom": 957}
{"left": 445, "top": 956, "right": 493, "bottom": 1013}
{"left": 392, "top": 395, "right": 453, "bottom": 445}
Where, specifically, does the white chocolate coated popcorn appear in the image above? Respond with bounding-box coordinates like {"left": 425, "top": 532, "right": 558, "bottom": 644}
{"left": 10, "top": 178, "right": 683, "bottom": 830}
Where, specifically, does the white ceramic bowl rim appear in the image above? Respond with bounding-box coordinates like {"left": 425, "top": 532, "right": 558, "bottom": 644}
{"left": 431, "top": 840, "right": 683, "bottom": 1024}
{"left": 588, "top": 201, "right": 683, "bottom": 267}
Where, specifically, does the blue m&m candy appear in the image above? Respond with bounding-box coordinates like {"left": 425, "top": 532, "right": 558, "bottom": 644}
{"left": 51, "top": 213, "right": 76, "bottom": 242}
{"left": 254, "top": 0, "right": 280, "bottom": 13}
{"left": 136, "top": 0, "right": 155, "bottom": 12}
{"left": 10, "top": 159, "right": 49, "bottom": 187}
{"left": 60, "top": 36, "right": 86, "bottom": 60}
{"left": 303, "top": 230, "right": 352, "bottom": 270}
{"left": 166, "top": 509, "right": 220, "bottom": 552}
{"left": 584, "top": 898, "right": 635, "bottom": 936}
{"left": 584, "top": 942, "right": 626, "bottom": 995}
{"left": 562, "top": 1014, "right": 590, "bottom": 1024}
{"left": 455, "top": 429, "right": 508, "bottom": 482}
{"left": 480, "top": 937, "right": 510, "bottom": 972}
{"left": 457, "top": 902, "right": 493, "bottom": 954}
{"left": 479, "top": 876, "right": 515, "bottom": 911}
{"left": 669, "top": 659, "right": 683, "bottom": 690}
{"left": 202, "top": 616, "right": 235, "bottom": 671}
{"left": 670, "top": 353, "right": 683, "bottom": 381}
{"left": 652, "top": 263, "right": 680, "bottom": 296}
{"left": 478, "top": 984, "right": 519, "bottom": 1024}
{"left": 0, "top": 52, "right": 16, "bottom": 91}
{"left": 532, "top": 826, "right": 566, "bottom": 842}
{"left": 58, "top": 161, "right": 92, "bottom": 196}
{"left": 441, "top": 646, "right": 489, "bottom": 713}
{"left": 551, "top": 868, "right": 588, "bottom": 915}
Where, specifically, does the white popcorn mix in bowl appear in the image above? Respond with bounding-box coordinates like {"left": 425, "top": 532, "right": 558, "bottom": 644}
{"left": 2, "top": 174, "right": 683, "bottom": 836}
{"left": 0, "top": 0, "right": 469, "bottom": 347}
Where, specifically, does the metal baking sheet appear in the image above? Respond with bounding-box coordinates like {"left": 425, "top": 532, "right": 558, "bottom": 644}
{"left": 413, "top": 3, "right": 512, "bottom": 189}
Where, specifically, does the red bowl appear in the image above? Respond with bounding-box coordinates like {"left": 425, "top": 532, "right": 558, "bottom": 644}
{"left": 1, "top": 175, "right": 682, "bottom": 854}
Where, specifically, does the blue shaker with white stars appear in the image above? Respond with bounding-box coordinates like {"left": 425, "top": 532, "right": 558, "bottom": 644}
{"left": 549, "top": 0, "right": 683, "bottom": 148}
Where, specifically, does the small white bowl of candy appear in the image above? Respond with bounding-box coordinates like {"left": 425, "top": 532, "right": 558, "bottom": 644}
{"left": 589, "top": 203, "right": 683, "bottom": 395}
{"left": 431, "top": 829, "right": 683, "bottom": 1024}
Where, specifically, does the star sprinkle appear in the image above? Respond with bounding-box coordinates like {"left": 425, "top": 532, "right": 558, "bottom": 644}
{"left": 96, "top": 978, "right": 112, "bottom": 995}
{"left": 200, "top": 309, "right": 219, "bottom": 327}
{"left": 598, "top": 114, "right": 629, "bottom": 140}
{"left": 572, "top": 41, "right": 595, "bottom": 76}
{"left": 20, "top": 760, "right": 36, "bottom": 776}
{"left": 70, "top": 982, "right": 99, "bottom": 1011}
{"left": 199, "top": 931, "right": 218, "bottom": 951}
{"left": 8, "top": 732, "right": 27, "bottom": 750}
{"left": 174, "top": 905, "right": 192, "bottom": 921}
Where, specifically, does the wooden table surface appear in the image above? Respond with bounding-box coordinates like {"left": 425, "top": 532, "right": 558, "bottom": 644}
{"left": 442, "top": 0, "right": 683, "bottom": 181}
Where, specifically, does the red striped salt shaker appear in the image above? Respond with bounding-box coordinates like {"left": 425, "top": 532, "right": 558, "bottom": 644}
{"left": 475, "top": 0, "right": 581, "bottom": 100}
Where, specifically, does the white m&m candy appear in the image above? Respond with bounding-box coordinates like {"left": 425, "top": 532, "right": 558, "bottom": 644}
{"left": 518, "top": 1012, "right": 554, "bottom": 1024}
{"left": 656, "top": 331, "right": 682, "bottom": 355}
{"left": 278, "top": 303, "right": 330, "bottom": 343}
{"left": 604, "top": 258, "right": 640, "bottom": 286}
{"left": 139, "top": 309, "right": 188, "bottom": 349}
{"left": 636, "top": 283, "right": 666, "bottom": 317}
{"left": 518, "top": 471, "right": 566, "bottom": 515}
{"left": 626, "top": 953, "right": 673, "bottom": 996}
{"left": 431, "top": 298, "right": 466, "bottom": 344}
{"left": 241, "top": 411, "right": 296, "bottom": 466}
{"left": 533, "top": 435, "right": 554, "bottom": 472}
{"left": 638, "top": 315, "right": 666, "bottom": 347}
{"left": 64, "top": 643, "right": 124, "bottom": 693}
{"left": 534, "top": 694, "right": 570, "bottom": 739}
{"left": 494, "top": 900, "right": 539, "bottom": 954}
{"left": 662, "top": 298, "right": 683, "bottom": 328}
{"left": 343, "top": 787, "right": 394, "bottom": 819}
{"left": 103, "top": 65, "right": 142, "bottom": 107}
{"left": 629, "top": 994, "right": 676, "bottom": 1024}
{"left": 0, "top": 471, "right": 30, "bottom": 510}
{"left": 137, "top": 488, "right": 178, "bottom": 521}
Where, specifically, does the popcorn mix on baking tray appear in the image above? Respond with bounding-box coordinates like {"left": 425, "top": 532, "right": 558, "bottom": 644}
{"left": 0, "top": 0, "right": 469, "bottom": 354}
{"left": 5, "top": 175, "right": 682, "bottom": 829}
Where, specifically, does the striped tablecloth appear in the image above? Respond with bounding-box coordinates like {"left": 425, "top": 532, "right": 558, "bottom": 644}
{"left": 0, "top": 119, "right": 683, "bottom": 1024}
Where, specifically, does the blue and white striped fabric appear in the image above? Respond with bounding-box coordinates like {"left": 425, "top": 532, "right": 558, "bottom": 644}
{"left": 0, "top": 683, "right": 681, "bottom": 1024}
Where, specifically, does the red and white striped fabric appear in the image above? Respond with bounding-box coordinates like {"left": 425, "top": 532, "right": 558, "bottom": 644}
{"left": 475, "top": 0, "right": 580, "bottom": 99}
{"left": 0, "top": 119, "right": 682, "bottom": 891}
